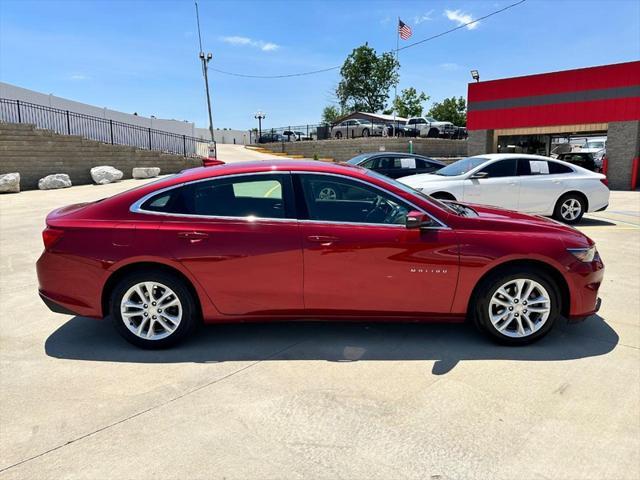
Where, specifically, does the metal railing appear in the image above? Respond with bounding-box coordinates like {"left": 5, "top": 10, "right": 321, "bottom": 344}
{"left": 0, "top": 98, "right": 212, "bottom": 157}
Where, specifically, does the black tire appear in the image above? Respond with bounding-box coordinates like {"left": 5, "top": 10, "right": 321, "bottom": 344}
{"left": 473, "top": 267, "right": 560, "bottom": 345}
{"left": 553, "top": 193, "right": 586, "bottom": 224}
{"left": 362, "top": 128, "right": 369, "bottom": 137}
{"left": 110, "top": 270, "right": 198, "bottom": 349}
{"left": 335, "top": 131, "right": 342, "bottom": 139}
{"left": 427, "top": 128, "right": 439, "bottom": 138}
{"left": 431, "top": 191, "right": 456, "bottom": 201}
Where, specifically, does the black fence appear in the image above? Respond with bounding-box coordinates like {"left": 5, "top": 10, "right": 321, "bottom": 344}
{"left": 254, "top": 120, "right": 467, "bottom": 144}
{"left": 0, "top": 98, "right": 212, "bottom": 157}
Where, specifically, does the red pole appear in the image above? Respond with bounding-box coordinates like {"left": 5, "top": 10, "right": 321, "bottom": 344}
{"left": 631, "top": 157, "right": 640, "bottom": 190}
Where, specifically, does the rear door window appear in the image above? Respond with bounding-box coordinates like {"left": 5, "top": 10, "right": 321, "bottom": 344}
{"left": 139, "top": 174, "right": 294, "bottom": 219}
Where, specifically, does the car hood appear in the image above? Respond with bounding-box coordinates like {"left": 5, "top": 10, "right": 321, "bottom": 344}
{"left": 467, "top": 203, "right": 594, "bottom": 247}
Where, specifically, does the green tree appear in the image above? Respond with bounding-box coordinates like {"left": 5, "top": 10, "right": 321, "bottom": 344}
{"left": 393, "top": 87, "right": 429, "bottom": 118}
{"left": 427, "top": 96, "right": 467, "bottom": 126}
{"left": 336, "top": 43, "right": 399, "bottom": 113}
{"left": 321, "top": 105, "right": 341, "bottom": 124}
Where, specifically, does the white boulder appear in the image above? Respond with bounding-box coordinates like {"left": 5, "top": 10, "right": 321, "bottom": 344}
{"left": 132, "top": 167, "right": 161, "bottom": 179}
{"left": 0, "top": 173, "right": 20, "bottom": 193}
{"left": 39, "top": 174, "right": 72, "bottom": 190}
{"left": 90, "top": 165, "right": 123, "bottom": 185}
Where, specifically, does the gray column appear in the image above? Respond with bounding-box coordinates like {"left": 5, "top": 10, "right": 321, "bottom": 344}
{"left": 606, "top": 121, "right": 640, "bottom": 190}
{"left": 467, "top": 129, "right": 494, "bottom": 156}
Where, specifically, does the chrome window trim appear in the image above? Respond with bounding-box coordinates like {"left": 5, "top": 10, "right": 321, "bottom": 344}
{"left": 129, "top": 170, "right": 450, "bottom": 229}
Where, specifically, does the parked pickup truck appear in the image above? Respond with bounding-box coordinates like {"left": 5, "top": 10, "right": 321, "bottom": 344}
{"left": 405, "top": 116, "right": 458, "bottom": 138}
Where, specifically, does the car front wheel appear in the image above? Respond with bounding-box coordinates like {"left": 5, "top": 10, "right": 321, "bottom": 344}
{"left": 474, "top": 268, "right": 560, "bottom": 345}
{"left": 110, "top": 271, "right": 198, "bottom": 348}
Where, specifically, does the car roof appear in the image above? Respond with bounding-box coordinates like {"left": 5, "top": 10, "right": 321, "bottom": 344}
{"left": 176, "top": 160, "right": 365, "bottom": 183}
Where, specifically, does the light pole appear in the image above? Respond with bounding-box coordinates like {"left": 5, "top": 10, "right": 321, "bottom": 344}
{"left": 199, "top": 51, "right": 215, "bottom": 144}
{"left": 195, "top": 1, "right": 214, "bottom": 145}
{"left": 254, "top": 111, "right": 265, "bottom": 141}
{"left": 470, "top": 69, "right": 480, "bottom": 82}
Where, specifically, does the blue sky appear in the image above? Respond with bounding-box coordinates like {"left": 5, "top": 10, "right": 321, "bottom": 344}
{"left": 1, "top": 0, "right": 639, "bottom": 130}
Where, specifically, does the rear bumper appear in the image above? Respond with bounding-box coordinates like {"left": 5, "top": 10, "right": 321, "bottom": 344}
{"left": 37, "top": 251, "right": 105, "bottom": 318}
{"left": 39, "top": 291, "right": 80, "bottom": 316}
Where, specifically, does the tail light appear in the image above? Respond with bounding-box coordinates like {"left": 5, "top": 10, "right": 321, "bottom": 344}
{"left": 42, "top": 227, "right": 64, "bottom": 250}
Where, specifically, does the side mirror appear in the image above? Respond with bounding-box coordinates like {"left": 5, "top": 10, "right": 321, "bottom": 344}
{"left": 470, "top": 171, "right": 488, "bottom": 179}
{"left": 406, "top": 210, "right": 433, "bottom": 229}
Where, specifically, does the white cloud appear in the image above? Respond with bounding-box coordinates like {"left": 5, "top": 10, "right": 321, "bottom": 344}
{"left": 444, "top": 9, "right": 479, "bottom": 30}
{"left": 414, "top": 10, "right": 434, "bottom": 25}
{"left": 220, "top": 36, "right": 280, "bottom": 52}
{"left": 68, "top": 74, "right": 90, "bottom": 81}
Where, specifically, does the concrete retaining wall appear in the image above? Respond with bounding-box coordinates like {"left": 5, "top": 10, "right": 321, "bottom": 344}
{"left": 263, "top": 137, "right": 468, "bottom": 162}
{"left": 0, "top": 122, "right": 202, "bottom": 190}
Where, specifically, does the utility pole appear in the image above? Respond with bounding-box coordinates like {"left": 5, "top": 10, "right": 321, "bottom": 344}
{"left": 195, "top": 1, "right": 215, "bottom": 144}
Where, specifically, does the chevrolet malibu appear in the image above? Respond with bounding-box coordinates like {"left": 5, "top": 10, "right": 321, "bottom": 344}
{"left": 37, "top": 160, "right": 604, "bottom": 348}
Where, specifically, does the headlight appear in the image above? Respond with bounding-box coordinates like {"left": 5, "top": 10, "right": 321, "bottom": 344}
{"left": 567, "top": 246, "right": 597, "bottom": 262}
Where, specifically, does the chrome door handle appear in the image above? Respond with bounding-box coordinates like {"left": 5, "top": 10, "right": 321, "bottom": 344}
{"left": 178, "top": 231, "right": 209, "bottom": 243}
{"left": 307, "top": 235, "right": 339, "bottom": 245}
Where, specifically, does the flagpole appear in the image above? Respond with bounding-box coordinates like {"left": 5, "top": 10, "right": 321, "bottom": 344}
{"left": 393, "top": 17, "right": 399, "bottom": 136}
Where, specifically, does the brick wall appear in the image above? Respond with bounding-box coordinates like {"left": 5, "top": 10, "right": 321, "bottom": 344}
{"left": 606, "top": 121, "right": 640, "bottom": 190}
{"left": 263, "top": 137, "right": 467, "bottom": 162}
{"left": 0, "top": 123, "right": 202, "bottom": 190}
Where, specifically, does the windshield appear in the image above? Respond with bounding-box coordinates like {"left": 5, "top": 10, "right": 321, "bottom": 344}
{"left": 435, "top": 156, "right": 488, "bottom": 176}
{"left": 346, "top": 153, "right": 371, "bottom": 165}
{"left": 425, "top": 117, "right": 436, "bottom": 122}
{"left": 587, "top": 141, "right": 605, "bottom": 149}
{"left": 364, "top": 169, "right": 457, "bottom": 215}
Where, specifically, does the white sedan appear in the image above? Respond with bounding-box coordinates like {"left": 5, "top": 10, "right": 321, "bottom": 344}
{"left": 398, "top": 154, "right": 610, "bottom": 224}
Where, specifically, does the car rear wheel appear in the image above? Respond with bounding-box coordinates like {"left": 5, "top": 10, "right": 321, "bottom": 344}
{"left": 473, "top": 268, "right": 560, "bottom": 345}
{"left": 110, "top": 271, "right": 198, "bottom": 349}
{"left": 335, "top": 131, "right": 342, "bottom": 139}
{"left": 362, "top": 128, "right": 369, "bottom": 137}
{"left": 553, "top": 194, "right": 585, "bottom": 224}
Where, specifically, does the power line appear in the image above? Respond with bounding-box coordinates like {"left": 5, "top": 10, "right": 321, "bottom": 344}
{"left": 209, "top": 65, "right": 340, "bottom": 79}
{"left": 397, "top": 0, "right": 526, "bottom": 52}
{"left": 209, "top": 0, "right": 527, "bottom": 79}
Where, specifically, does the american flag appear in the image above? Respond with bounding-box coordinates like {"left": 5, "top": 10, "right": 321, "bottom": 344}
{"left": 398, "top": 19, "right": 412, "bottom": 40}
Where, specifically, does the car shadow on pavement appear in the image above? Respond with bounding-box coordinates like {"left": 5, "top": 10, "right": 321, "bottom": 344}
{"left": 579, "top": 217, "right": 617, "bottom": 227}
{"left": 45, "top": 315, "right": 618, "bottom": 375}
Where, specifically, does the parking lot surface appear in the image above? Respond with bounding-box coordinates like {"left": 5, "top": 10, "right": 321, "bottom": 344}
{"left": 0, "top": 169, "right": 638, "bottom": 479}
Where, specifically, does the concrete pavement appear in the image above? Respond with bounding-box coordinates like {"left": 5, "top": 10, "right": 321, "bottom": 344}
{"left": 0, "top": 178, "right": 638, "bottom": 479}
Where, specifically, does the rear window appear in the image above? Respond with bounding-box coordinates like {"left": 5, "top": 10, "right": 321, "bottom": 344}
{"left": 139, "top": 174, "right": 290, "bottom": 219}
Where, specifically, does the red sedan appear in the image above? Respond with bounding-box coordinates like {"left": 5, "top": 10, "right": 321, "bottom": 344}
{"left": 37, "top": 160, "right": 603, "bottom": 348}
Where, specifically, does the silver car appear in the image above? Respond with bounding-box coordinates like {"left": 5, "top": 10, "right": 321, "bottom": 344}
{"left": 332, "top": 119, "right": 384, "bottom": 139}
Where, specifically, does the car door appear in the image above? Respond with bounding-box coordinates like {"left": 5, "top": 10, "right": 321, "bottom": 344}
{"left": 151, "top": 173, "right": 304, "bottom": 315}
{"left": 295, "top": 173, "right": 459, "bottom": 315}
{"left": 517, "top": 158, "right": 573, "bottom": 213}
{"left": 462, "top": 158, "right": 520, "bottom": 210}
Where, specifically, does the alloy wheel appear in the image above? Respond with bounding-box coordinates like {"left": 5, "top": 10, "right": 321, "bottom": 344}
{"left": 561, "top": 198, "right": 582, "bottom": 221}
{"left": 120, "top": 281, "right": 183, "bottom": 341}
{"left": 488, "top": 278, "right": 551, "bottom": 338}
{"left": 318, "top": 187, "right": 337, "bottom": 200}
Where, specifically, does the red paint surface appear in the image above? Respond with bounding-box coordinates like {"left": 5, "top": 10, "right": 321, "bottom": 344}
{"left": 36, "top": 160, "right": 604, "bottom": 323}
{"left": 632, "top": 157, "right": 640, "bottom": 190}
{"left": 467, "top": 61, "right": 640, "bottom": 130}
